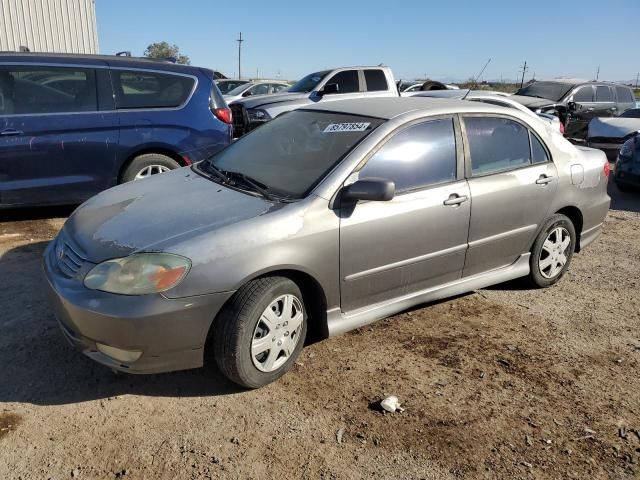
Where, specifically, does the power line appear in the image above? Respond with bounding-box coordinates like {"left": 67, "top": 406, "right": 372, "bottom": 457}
{"left": 236, "top": 32, "right": 244, "bottom": 79}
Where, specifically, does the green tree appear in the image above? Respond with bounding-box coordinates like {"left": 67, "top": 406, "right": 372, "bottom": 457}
{"left": 143, "top": 42, "right": 190, "bottom": 65}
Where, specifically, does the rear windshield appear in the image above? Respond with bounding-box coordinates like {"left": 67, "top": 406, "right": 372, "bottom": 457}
{"left": 204, "top": 110, "right": 384, "bottom": 198}
{"left": 112, "top": 70, "right": 195, "bottom": 109}
{"left": 620, "top": 108, "right": 640, "bottom": 118}
{"left": 515, "top": 82, "right": 573, "bottom": 102}
{"left": 288, "top": 70, "right": 331, "bottom": 93}
{"left": 217, "top": 80, "right": 248, "bottom": 94}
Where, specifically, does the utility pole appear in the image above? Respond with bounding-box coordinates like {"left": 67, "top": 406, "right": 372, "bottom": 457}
{"left": 519, "top": 61, "right": 528, "bottom": 88}
{"left": 236, "top": 32, "right": 244, "bottom": 79}
{"left": 596, "top": 65, "right": 600, "bottom": 81}
{"left": 635, "top": 72, "right": 638, "bottom": 89}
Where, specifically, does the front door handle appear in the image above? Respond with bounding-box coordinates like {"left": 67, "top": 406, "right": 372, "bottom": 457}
{"left": 443, "top": 194, "right": 468, "bottom": 206}
{"left": 536, "top": 174, "right": 554, "bottom": 185}
{"left": 0, "top": 128, "right": 23, "bottom": 136}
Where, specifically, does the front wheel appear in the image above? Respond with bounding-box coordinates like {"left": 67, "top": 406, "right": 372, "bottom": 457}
{"left": 213, "top": 277, "right": 307, "bottom": 388}
{"left": 528, "top": 214, "right": 576, "bottom": 288}
{"left": 121, "top": 153, "right": 181, "bottom": 183}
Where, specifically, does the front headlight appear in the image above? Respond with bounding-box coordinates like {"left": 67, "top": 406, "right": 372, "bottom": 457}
{"left": 247, "top": 109, "right": 271, "bottom": 121}
{"left": 84, "top": 253, "right": 191, "bottom": 295}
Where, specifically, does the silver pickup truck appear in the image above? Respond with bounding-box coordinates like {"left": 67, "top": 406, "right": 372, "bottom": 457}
{"left": 229, "top": 66, "right": 398, "bottom": 136}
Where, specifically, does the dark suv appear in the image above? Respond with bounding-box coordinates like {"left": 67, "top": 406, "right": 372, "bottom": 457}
{"left": 511, "top": 79, "right": 636, "bottom": 140}
{"left": 0, "top": 52, "right": 232, "bottom": 208}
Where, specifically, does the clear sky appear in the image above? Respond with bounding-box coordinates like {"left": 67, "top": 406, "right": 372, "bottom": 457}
{"left": 96, "top": 0, "right": 640, "bottom": 83}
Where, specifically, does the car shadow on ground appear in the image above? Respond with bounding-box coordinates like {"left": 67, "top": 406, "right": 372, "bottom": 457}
{"left": 0, "top": 205, "right": 78, "bottom": 223}
{"left": 608, "top": 178, "right": 640, "bottom": 213}
{"left": 0, "top": 241, "right": 244, "bottom": 407}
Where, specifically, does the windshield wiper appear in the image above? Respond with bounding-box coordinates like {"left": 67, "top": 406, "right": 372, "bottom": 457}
{"left": 198, "top": 161, "right": 230, "bottom": 183}
{"left": 222, "top": 170, "right": 278, "bottom": 201}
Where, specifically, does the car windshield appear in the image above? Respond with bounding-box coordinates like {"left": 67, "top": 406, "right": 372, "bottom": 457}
{"left": 619, "top": 108, "right": 640, "bottom": 118}
{"left": 203, "top": 110, "right": 384, "bottom": 198}
{"left": 217, "top": 81, "right": 248, "bottom": 94}
{"left": 226, "top": 83, "right": 253, "bottom": 96}
{"left": 287, "top": 70, "right": 331, "bottom": 93}
{"left": 515, "top": 82, "right": 573, "bottom": 101}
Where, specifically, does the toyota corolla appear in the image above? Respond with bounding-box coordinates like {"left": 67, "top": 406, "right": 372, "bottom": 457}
{"left": 43, "top": 97, "right": 610, "bottom": 388}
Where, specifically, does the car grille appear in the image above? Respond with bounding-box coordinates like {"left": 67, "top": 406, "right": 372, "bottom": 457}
{"left": 230, "top": 104, "right": 248, "bottom": 137}
{"left": 54, "top": 233, "right": 88, "bottom": 278}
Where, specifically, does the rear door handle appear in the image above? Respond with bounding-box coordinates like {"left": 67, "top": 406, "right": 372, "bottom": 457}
{"left": 536, "top": 175, "right": 554, "bottom": 185}
{"left": 443, "top": 194, "right": 468, "bottom": 206}
{"left": 0, "top": 128, "right": 23, "bottom": 136}
{"left": 585, "top": 107, "right": 594, "bottom": 112}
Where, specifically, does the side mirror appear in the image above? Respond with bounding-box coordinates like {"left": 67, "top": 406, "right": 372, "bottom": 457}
{"left": 319, "top": 83, "right": 339, "bottom": 96}
{"left": 242, "top": 90, "right": 253, "bottom": 97}
{"left": 341, "top": 178, "right": 395, "bottom": 203}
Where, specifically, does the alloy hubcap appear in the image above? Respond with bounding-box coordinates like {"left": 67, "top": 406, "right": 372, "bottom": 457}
{"left": 134, "top": 164, "right": 171, "bottom": 180}
{"left": 539, "top": 226, "right": 571, "bottom": 279}
{"left": 251, "top": 294, "right": 304, "bottom": 372}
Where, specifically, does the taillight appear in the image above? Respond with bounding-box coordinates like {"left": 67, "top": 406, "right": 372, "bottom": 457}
{"left": 603, "top": 161, "right": 610, "bottom": 177}
{"left": 213, "top": 107, "right": 232, "bottom": 124}
{"left": 559, "top": 121, "right": 565, "bottom": 135}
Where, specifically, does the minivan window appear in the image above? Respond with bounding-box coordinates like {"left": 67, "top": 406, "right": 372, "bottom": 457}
{"left": 615, "top": 87, "right": 634, "bottom": 104}
{"left": 0, "top": 66, "right": 97, "bottom": 115}
{"left": 204, "top": 110, "right": 384, "bottom": 198}
{"left": 465, "top": 117, "right": 532, "bottom": 175}
{"left": 595, "top": 86, "right": 613, "bottom": 102}
{"left": 358, "top": 118, "right": 457, "bottom": 192}
{"left": 573, "top": 87, "right": 593, "bottom": 103}
{"left": 364, "top": 70, "right": 388, "bottom": 92}
{"left": 113, "top": 70, "right": 195, "bottom": 109}
{"left": 324, "top": 70, "right": 360, "bottom": 94}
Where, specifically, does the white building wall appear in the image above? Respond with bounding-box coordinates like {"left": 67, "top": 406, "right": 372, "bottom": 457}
{"left": 0, "top": 0, "right": 98, "bottom": 54}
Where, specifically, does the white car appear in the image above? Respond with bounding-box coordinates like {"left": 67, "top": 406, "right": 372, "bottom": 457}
{"left": 414, "top": 90, "right": 564, "bottom": 134}
{"left": 223, "top": 81, "right": 290, "bottom": 104}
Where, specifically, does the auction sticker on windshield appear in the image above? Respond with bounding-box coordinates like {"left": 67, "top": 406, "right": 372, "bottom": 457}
{"left": 324, "top": 122, "right": 370, "bottom": 133}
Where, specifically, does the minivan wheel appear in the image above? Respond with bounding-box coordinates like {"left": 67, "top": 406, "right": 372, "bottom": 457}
{"left": 121, "top": 153, "right": 181, "bottom": 183}
{"left": 528, "top": 214, "right": 576, "bottom": 288}
{"left": 213, "top": 277, "right": 307, "bottom": 388}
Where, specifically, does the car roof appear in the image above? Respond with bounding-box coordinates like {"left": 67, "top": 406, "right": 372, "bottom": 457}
{"left": 0, "top": 52, "right": 207, "bottom": 75}
{"left": 302, "top": 97, "right": 509, "bottom": 120}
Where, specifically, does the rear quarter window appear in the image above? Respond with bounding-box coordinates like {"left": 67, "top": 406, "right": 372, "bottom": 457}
{"left": 364, "top": 70, "right": 388, "bottom": 92}
{"left": 615, "top": 86, "right": 635, "bottom": 104}
{"left": 113, "top": 69, "right": 195, "bottom": 109}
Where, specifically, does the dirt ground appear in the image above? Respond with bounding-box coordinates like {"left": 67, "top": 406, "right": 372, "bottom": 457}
{"left": 0, "top": 181, "right": 639, "bottom": 480}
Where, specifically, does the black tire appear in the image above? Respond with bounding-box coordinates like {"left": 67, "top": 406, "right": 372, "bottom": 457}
{"left": 213, "top": 276, "right": 307, "bottom": 388}
{"left": 528, "top": 214, "right": 576, "bottom": 288}
{"left": 120, "top": 153, "right": 181, "bottom": 183}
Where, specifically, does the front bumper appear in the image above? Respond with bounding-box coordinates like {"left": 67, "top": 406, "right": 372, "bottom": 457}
{"left": 43, "top": 241, "right": 234, "bottom": 374}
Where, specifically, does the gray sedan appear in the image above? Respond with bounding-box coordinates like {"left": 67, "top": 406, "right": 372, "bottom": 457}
{"left": 43, "top": 98, "right": 611, "bottom": 388}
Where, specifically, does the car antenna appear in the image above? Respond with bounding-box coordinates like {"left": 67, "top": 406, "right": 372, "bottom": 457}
{"left": 462, "top": 58, "right": 491, "bottom": 100}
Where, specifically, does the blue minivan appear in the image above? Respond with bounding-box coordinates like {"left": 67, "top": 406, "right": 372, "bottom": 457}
{"left": 0, "top": 52, "right": 232, "bottom": 208}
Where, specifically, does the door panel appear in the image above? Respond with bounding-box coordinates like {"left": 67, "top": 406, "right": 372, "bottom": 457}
{"left": 340, "top": 180, "right": 470, "bottom": 312}
{"left": 0, "top": 66, "right": 119, "bottom": 206}
{"left": 464, "top": 163, "right": 557, "bottom": 276}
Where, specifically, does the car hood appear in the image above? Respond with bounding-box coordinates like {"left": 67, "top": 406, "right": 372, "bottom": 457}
{"left": 588, "top": 117, "right": 640, "bottom": 139}
{"left": 510, "top": 95, "right": 559, "bottom": 109}
{"left": 231, "top": 92, "right": 309, "bottom": 109}
{"left": 64, "top": 167, "right": 278, "bottom": 263}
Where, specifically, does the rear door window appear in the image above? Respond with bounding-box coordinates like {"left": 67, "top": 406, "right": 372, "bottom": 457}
{"left": 112, "top": 69, "right": 195, "bottom": 109}
{"left": 271, "top": 83, "right": 288, "bottom": 93}
{"left": 0, "top": 66, "right": 97, "bottom": 115}
{"left": 615, "top": 86, "right": 634, "bottom": 104}
{"left": 358, "top": 118, "right": 457, "bottom": 193}
{"left": 249, "top": 83, "right": 269, "bottom": 96}
{"left": 464, "top": 117, "right": 532, "bottom": 175}
{"left": 364, "top": 69, "right": 388, "bottom": 92}
{"left": 595, "top": 86, "right": 613, "bottom": 102}
{"left": 324, "top": 70, "right": 360, "bottom": 94}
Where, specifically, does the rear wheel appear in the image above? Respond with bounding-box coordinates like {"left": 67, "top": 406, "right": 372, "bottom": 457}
{"left": 121, "top": 153, "right": 181, "bottom": 183}
{"left": 528, "top": 214, "right": 576, "bottom": 288}
{"left": 213, "top": 277, "right": 307, "bottom": 388}
{"left": 616, "top": 181, "right": 632, "bottom": 193}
